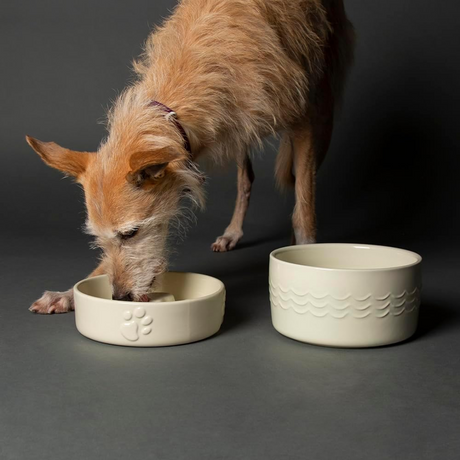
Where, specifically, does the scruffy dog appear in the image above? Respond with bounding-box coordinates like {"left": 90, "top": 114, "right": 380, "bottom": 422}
{"left": 26, "top": 0, "right": 354, "bottom": 313}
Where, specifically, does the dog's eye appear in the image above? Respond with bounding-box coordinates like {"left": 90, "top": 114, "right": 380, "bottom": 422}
{"left": 119, "top": 228, "right": 139, "bottom": 240}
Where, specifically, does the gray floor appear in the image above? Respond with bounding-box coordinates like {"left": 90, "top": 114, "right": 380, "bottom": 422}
{"left": 2, "top": 0, "right": 459, "bottom": 457}
{"left": 1, "top": 158, "right": 459, "bottom": 460}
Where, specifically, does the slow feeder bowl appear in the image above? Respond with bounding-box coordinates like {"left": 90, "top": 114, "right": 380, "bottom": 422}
{"left": 74, "top": 272, "right": 225, "bottom": 347}
{"left": 269, "top": 244, "right": 422, "bottom": 347}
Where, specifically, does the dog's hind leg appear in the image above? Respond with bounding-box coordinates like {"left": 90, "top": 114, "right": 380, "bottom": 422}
{"left": 212, "top": 151, "right": 254, "bottom": 252}
{"left": 287, "top": 0, "right": 353, "bottom": 245}
{"left": 290, "top": 124, "right": 318, "bottom": 245}
{"left": 290, "top": 89, "right": 334, "bottom": 245}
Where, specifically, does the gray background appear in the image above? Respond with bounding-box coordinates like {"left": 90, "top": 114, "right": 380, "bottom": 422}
{"left": 1, "top": 1, "right": 459, "bottom": 459}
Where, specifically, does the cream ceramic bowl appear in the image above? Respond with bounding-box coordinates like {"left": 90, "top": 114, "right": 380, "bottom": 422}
{"left": 269, "top": 244, "right": 422, "bottom": 347}
{"left": 74, "top": 272, "right": 225, "bottom": 347}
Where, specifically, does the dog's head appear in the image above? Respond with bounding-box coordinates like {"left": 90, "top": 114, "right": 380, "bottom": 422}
{"left": 26, "top": 130, "right": 204, "bottom": 301}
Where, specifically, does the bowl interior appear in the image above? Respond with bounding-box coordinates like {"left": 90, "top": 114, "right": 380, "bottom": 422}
{"left": 75, "top": 272, "right": 223, "bottom": 302}
{"left": 272, "top": 244, "right": 421, "bottom": 270}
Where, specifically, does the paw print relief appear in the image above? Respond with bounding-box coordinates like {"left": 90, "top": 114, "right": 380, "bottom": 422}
{"left": 120, "top": 307, "right": 153, "bottom": 341}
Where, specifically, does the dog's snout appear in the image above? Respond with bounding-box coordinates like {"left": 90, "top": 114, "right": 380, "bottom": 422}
{"left": 113, "top": 292, "right": 133, "bottom": 302}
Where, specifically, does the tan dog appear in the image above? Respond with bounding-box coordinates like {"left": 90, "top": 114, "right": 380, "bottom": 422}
{"left": 27, "top": 0, "right": 354, "bottom": 313}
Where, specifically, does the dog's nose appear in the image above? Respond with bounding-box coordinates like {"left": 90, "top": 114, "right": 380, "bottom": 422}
{"left": 113, "top": 292, "right": 133, "bottom": 301}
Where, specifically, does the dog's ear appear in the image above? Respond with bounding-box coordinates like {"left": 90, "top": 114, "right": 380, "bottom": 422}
{"left": 126, "top": 148, "right": 185, "bottom": 186}
{"left": 26, "top": 135, "right": 92, "bottom": 178}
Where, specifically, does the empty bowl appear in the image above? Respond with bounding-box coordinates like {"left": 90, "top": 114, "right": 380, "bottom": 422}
{"left": 269, "top": 244, "right": 422, "bottom": 347}
{"left": 74, "top": 272, "right": 225, "bottom": 347}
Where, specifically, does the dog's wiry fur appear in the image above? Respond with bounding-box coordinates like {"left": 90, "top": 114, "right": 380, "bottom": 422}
{"left": 27, "top": 0, "right": 354, "bottom": 313}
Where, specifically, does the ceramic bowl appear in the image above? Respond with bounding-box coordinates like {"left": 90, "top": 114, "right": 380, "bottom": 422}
{"left": 269, "top": 244, "right": 422, "bottom": 347}
{"left": 74, "top": 272, "right": 225, "bottom": 347}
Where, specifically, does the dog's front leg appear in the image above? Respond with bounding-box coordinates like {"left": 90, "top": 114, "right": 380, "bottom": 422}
{"left": 212, "top": 152, "right": 254, "bottom": 252}
{"left": 29, "top": 262, "right": 105, "bottom": 314}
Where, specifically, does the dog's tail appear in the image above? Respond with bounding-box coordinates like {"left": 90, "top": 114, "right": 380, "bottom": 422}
{"left": 275, "top": 132, "right": 295, "bottom": 190}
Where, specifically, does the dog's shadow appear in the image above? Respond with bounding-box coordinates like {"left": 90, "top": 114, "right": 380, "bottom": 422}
{"left": 231, "top": 232, "right": 288, "bottom": 251}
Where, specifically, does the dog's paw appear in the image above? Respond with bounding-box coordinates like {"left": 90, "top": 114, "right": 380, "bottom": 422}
{"left": 211, "top": 231, "right": 243, "bottom": 252}
{"left": 29, "top": 289, "right": 74, "bottom": 314}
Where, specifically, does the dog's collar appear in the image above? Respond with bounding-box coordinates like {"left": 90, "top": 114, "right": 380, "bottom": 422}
{"left": 149, "top": 101, "right": 192, "bottom": 155}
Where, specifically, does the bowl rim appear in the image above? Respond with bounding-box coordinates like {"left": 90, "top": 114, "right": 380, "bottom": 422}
{"left": 270, "top": 243, "right": 422, "bottom": 272}
{"left": 74, "top": 272, "right": 225, "bottom": 307}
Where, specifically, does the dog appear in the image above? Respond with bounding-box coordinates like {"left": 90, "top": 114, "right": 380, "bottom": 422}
{"left": 26, "top": 0, "right": 354, "bottom": 313}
